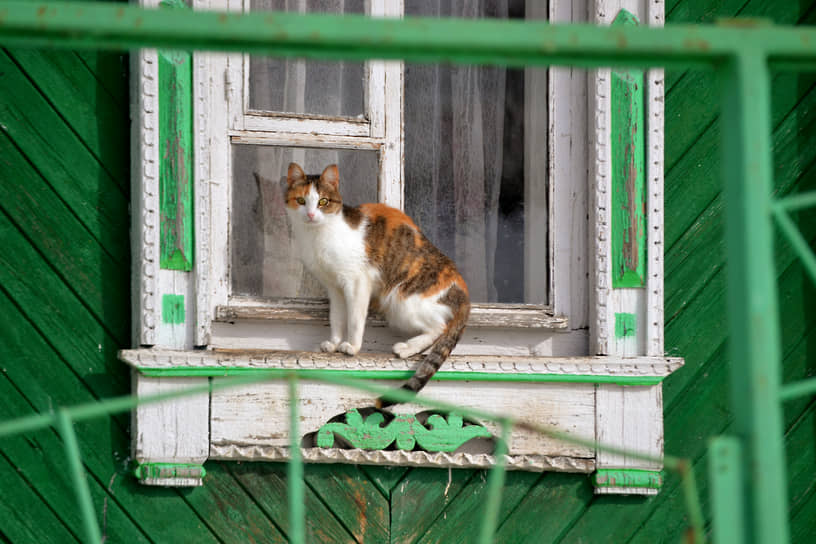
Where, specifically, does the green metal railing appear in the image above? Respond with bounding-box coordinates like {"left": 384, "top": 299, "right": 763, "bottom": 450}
{"left": 0, "top": 2, "right": 815, "bottom": 543}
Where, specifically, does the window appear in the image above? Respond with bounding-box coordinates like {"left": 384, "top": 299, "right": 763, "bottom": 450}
{"left": 125, "top": 0, "right": 682, "bottom": 494}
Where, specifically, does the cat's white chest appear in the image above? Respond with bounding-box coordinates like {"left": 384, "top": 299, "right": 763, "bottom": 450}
{"left": 295, "top": 216, "right": 372, "bottom": 289}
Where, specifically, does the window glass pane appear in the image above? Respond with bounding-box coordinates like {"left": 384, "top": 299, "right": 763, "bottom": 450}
{"left": 231, "top": 145, "right": 378, "bottom": 298}
{"left": 404, "top": 0, "right": 542, "bottom": 304}
{"left": 248, "top": 0, "right": 365, "bottom": 117}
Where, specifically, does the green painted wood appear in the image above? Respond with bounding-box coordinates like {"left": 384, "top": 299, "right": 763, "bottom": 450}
{"left": 158, "top": 42, "right": 194, "bottom": 271}
{"left": 593, "top": 468, "right": 663, "bottom": 489}
{"left": 0, "top": 378, "right": 151, "bottom": 544}
{"left": 0, "top": 128, "right": 130, "bottom": 346}
{"left": 611, "top": 10, "right": 646, "bottom": 288}
{"left": 316, "top": 409, "right": 490, "bottom": 452}
{"left": 790, "top": 490, "right": 816, "bottom": 544}
{"left": 0, "top": 209, "right": 130, "bottom": 399}
{"left": 663, "top": 128, "right": 816, "bottom": 412}
{"left": 615, "top": 312, "right": 637, "bottom": 338}
{"left": 359, "top": 465, "right": 410, "bottom": 499}
{"left": 228, "top": 462, "right": 357, "bottom": 543}
{"left": 493, "top": 472, "right": 594, "bottom": 544}
{"left": 162, "top": 294, "right": 185, "bottom": 324}
{"left": 414, "top": 470, "right": 540, "bottom": 544}
{"left": 302, "top": 464, "right": 390, "bottom": 544}
{"left": 0, "top": 292, "right": 222, "bottom": 543}
{"left": 389, "top": 468, "right": 474, "bottom": 543}
{"left": 0, "top": 50, "right": 130, "bottom": 266}
{"left": 0, "top": 451, "right": 80, "bottom": 543}
{"left": 183, "top": 463, "right": 290, "bottom": 544}
{"left": 5, "top": 47, "right": 129, "bottom": 192}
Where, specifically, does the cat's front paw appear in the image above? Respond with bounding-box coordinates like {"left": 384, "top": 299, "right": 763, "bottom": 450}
{"left": 337, "top": 342, "right": 360, "bottom": 356}
{"left": 392, "top": 342, "right": 413, "bottom": 359}
{"left": 320, "top": 340, "right": 338, "bottom": 353}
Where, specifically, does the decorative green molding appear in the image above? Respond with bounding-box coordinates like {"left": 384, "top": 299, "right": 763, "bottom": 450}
{"left": 615, "top": 312, "right": 637, "bottom": 338}
{"left": 316, "top": 409, "right": 491, "bottom": 452}
{"left": 592, "top": 468, "right": 663, "bottom": 490}
{"left": 161, "top": 294, "right": 185, "bottom": 324}
{"left": 611, "top": 9, "right": 646, "bottom": 288}
{"left": 158, "top": 0, "right": 194, "bottom": 271}
{"left": 134, "top": 367, "right": 668, "bottom": 386}
{"left": 133, "top": 462, "right": 206, "bottom": 481}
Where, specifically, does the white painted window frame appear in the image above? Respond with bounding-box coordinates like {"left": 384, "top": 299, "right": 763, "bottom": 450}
{"left": 127, "top": 0, "right": 680, "bottom": 494}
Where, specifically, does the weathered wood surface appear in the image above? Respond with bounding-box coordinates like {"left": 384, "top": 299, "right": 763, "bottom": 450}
{"left": 3, "top": 0, "right": 816, "bottom": 542}
{"left": 216, "top": 296, "right": 569, "bottom": 329}
{"left": 210, "top": 379, "right": 596, "bottom": 457}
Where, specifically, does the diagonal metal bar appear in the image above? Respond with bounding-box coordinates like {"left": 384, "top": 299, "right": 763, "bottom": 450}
{"left": 719, "top": 49, "right": 789, "bottom": 544}
{"left": 55, "top": 410, "right": 102, "bottom": 544}
{"left": 479, "top": 419, "right": 510, "bottom": 544}
{"left": 772, "top": 206, "right": 816, "bottom": 287}
{"left": 774, "top": 191, "right": 816, "bottom": 212}
{"left": 779, "top": 375, "right": 816, "bottom": 402}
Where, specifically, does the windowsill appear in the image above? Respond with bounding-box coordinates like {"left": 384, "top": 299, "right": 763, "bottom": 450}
{"left": 120, "top": 348, "right": 683, "bottom": 385}
{"left": 215, "top": 296, "right": 569, "bottom": 330}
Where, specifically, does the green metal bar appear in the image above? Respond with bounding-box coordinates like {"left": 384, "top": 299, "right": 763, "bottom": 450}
{"left": 287, "top": 375, "right": 304, "bottom": 544}
{"left": 779, "top": 376, "right": 816, "bottom": 402}
{"left": 773, "top": 207, "right": 816, "bottom": 287}
{"left": 0, "top": 411, "right": 55, "bottom": 438}
{"left": 774, "top": 191, "right": 816, "bottom": 212}
{"left": 479, "top": 419, "right": 510, "bottom": 544}
{"left": 709, "top": 436, "right": 746, "bottom": 544}
{"left": 680, "top": 461, "right": 707, "bottom": 544}
{"left": 1, "top": 2, "right": 816, "bottom": 69}
{"left": 719, "top": 50, "right": 789, "bottom": 544}
{"left": 134, "top": 367, "right": 666, "bottom": 386}
{"left": 55, "top": 410, "right": 102, "bottom": 544}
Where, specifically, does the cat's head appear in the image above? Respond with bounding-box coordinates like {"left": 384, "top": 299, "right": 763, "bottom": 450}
{"left": 285, "top": 163, "right": 343, "bottom": 226}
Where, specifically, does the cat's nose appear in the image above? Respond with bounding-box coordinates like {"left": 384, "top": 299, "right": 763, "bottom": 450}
{"left": 307, "top": 211, "right": 316, "bottom": 220}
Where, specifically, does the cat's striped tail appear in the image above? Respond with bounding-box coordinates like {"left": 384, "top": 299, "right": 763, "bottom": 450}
{"left": 376, "top": 286, "right": 470, "bottom": 409}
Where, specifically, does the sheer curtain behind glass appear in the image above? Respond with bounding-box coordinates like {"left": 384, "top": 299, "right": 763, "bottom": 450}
{"left": 405, "top": 0, "right": 527, "bottom": 303}
{"left": 249, "top": 0, "right": 364, "bottom": 117}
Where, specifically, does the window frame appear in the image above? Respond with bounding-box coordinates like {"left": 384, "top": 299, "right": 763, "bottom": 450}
{"left": 199, "top": 0, "right": 577, "bottom": 357}
{"left": 127, "top": 0, "right": 678, "bottom": 494}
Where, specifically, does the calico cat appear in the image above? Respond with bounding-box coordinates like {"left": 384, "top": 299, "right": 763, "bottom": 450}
{"left": 284, "top": 162, "right": 470, "bottom": 407}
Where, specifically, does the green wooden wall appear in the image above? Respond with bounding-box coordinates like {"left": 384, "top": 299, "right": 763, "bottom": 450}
{"left": 1, "top": 0, "right": 815, "bottom": 542}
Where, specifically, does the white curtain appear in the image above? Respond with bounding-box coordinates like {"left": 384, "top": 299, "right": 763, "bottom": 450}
{"left": 405, "top": 0, "right": 509, "bottom": 302}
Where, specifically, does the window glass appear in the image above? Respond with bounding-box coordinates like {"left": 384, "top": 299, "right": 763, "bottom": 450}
{"left": 404, "top": 0, "right": 539, "bottom": 303}
{"left": 231, "top": 144, "right": 379, "bottom": 297}
{"left": 248, "top": 0, "right": 366, "bottom": 117}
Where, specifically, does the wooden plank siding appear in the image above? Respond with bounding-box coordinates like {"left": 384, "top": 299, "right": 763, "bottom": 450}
{"left": 0, "top": 1, "right": 815, "bottom": 543}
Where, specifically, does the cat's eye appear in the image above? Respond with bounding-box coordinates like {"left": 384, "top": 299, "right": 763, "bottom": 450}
{"left": 296, "top": 197, "right": 306, "bottom": 205}
{"left": 318, "top": 198, "right": 329, "bottom": 207}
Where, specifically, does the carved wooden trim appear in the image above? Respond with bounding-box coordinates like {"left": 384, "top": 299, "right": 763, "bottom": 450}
{"left": 646, "top": 0, "right": 666, "bottom": 357}
{"left": 194, "top": 49, "right": 211, "bottom": 346}
{"left": 132, "top": 46, "right": 160, "bottom": 346}
{"left": 120, "top": 349, "right": 684, "bottom": 379}
{"left": 216, "top": 297, "right": 568, "bottom": 330}
{"left": 209, "top": 445, "right": 596, "bottom": 472}
{"left": 589, "top": 63, "right": 612, "bottom": 355}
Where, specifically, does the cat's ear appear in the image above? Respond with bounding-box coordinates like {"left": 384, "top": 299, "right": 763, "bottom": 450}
{"left": 287, "top": 162, "right": 305, "bottom": 187}
{"left": 321, "top": 164, "right": 339, "bottom": 190}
